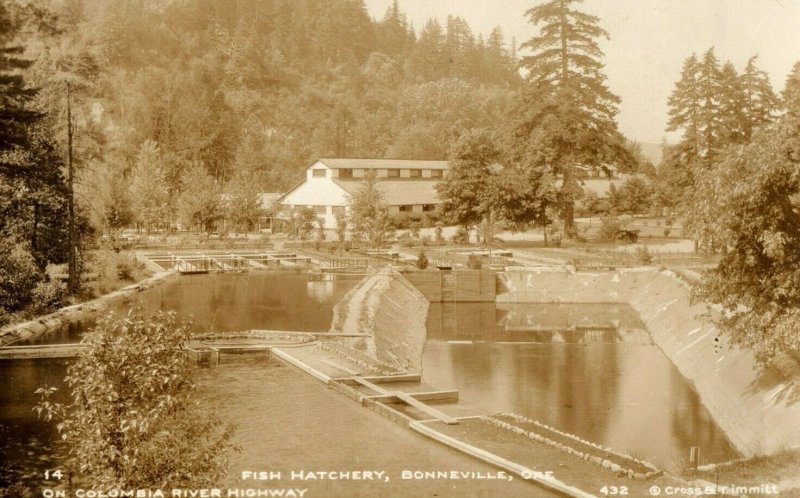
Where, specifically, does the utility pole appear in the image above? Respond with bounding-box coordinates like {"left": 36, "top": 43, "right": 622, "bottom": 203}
{"left": 66, "top": 81, "right": 79, "bottom": 295}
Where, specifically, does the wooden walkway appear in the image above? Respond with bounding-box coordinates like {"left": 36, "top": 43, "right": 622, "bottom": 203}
{"left": 0, "top": 343, "right": 89, "bottom": 359}
{"left": 0, "top": 330, "right": 369, "bottom": 360}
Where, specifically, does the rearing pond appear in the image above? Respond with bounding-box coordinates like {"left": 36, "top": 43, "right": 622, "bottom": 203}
{"left": 1, "top": 273, "right": 738, "bottom": 492}
{"left": 421, "top": 302, "right": 739, "bottom": 471}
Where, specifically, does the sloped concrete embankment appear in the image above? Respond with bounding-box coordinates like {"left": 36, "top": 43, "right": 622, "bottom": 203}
{"left": 329, "top": 270, "right": 429, "bottom": 372}
{"left": 0, "top": 270, "right": 176, "bottom": 346}
{"left": 498, "top": 267, "right": 800, "bottom": 457}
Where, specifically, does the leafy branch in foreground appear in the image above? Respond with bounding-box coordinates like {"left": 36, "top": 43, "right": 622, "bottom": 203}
{"left": 36, "top": 311, "right": 238, "bottom": 487}
{"left": 692, "top": 124, "right": 800, "bottom": 364}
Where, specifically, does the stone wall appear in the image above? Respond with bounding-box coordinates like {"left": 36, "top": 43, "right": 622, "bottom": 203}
{"left": 0, "top": 270, "right": 176, "bottom": 346}
{"left": 497, "top": 267, "right": 800, "bottom": 457}
{"left": 330, "top": 269, "right": 429, "bottom": 371}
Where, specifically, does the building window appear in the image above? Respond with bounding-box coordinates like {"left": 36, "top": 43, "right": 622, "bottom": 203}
{"left": 387, "top": 169, "right": 400, "bottom": 178}
{"left": 313, "top": 206, "right": 326, "bottom": 215}
{"left": 399, "top": 205, "right": 412, "bottom": 212}
{"left": 339, "top": 169, "right": 352, "bottom": 178}
{"left": 431, "top": 170, "right": 443, "bottom": 178}
{"left": 423, "top": 204, "right": 436, "bottom": 212}
{"left": 332, "top": 206, "right": 346, "bottom": 217}
{"left": 409, "top": 169, "right": 421, "bottom": 178}
{"left": 312, "top": 169, "right": 326, "bottom": 178}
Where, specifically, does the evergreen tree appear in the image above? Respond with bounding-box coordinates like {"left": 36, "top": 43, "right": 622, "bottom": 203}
{"left": 0, "top": 3, "right": 70, "bottom": 269}
{"left": 406, "top": 19, "right": 446, "bottom": 81}
{"left": 739, "top": 55, "right": 780, "bottom": 138}
{"left": 348, "top": 171, "right": 391, "bottom": 246}
{"left": 436, "top": 129, "right": 500, "bottom": 229}
{"left": 666, "top": 53, "right": 701, "bottom": 155}
{"left": 516, "top": 0, "right": 629, "bottom": 236}
{"left": 0, "top": 3, "right": 39, "bottom": 152}
{"left": 783, "top": 61, "right": 800, "bottom": 162}
{"left": 376, "top": 0, "right": 413, "bottom": 60}
{"left": 718, "top": 61, "right": 748, "bottom": 144}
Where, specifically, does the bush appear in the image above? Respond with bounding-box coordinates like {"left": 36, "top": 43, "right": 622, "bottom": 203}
{"left": 409, "top": 221, "right": 421, "bottom": 238}
{"left": 451, "top": 226, "right": 470, "bottom": 244}
{"left": 390, "top": 212, "right": 412, "bottom": 230}
{"left": 35, "top": 311, "right": 238, "bottom": 487}
{"left": 434, "top": 222, "right": 445, "bottom": 244}
{"left": 397, "top": 232, "right": 416, "bottom": 248}
{"left": 597, "top": 215, "right": 622, "bottom": 242}
{"left": 0, "top": 241, "right": 43, "bottom": 313}
{"left": 635, "top": 246, "right": 654, "bottom": 265}
{"left": 467, "top": 254, "right": 483, "bottom": 269}
{"left": 116, "top": 258, "right": 135, "bottom": 280}
{"left": 663, "top": 228, "right": 671, "bottom": 237}
{"left": 29, "top": 279, "right": 68, "bottom": 315}
{"left": 416, "top": 251, "right": 429, "bottom": 270}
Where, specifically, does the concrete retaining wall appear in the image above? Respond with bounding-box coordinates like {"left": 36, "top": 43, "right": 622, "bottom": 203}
{"left": 402, "top": 270, "right": 497, "bottom": 302}
{"left": 330, "top": 270, "right": 429, "bottom": 371}
{"left": 498, "top": 267, "right": 800, "bottom": 457}
{"left": 0, "top": 270, "right": 176, "bottom": 346}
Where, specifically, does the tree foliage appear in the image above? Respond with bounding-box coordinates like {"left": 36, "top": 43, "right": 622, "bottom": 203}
{"left": 693, "top": 122, "right": 800, "bottom": 363}
{"left": 36, "top": 311, "right": 237, "bottom": 487}
{"left": 348, "top": 171, "right": 391, "bottom": 246}
{"left": 660, "top": 48, "right": 784, "bottom": 245}
{"left": 515, "top": 0, "right": 629, "bottom": 236}
{"left": 437, "top": 129, "right": 555, "bottom": 235}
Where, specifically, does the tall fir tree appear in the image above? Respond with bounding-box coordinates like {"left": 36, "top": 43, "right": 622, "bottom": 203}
{"left": 515, "top": 0, "right": 628, "bottom": 236}
{"left": 376, "top": 0, "right": 414, "bottom": 61}
{"left": 0, "top": 3, "right": 39, "bottom": 152}
{"left": 407, "top": 19, "right": 446, "bottom": 81}
{"left": 718, "top": 61, "right": 748, "bottom": 144}
{"left": 739, "top": 55, "right": 780, "bottom": 138}
{"left": 783, "top": 61, "right": 800, "bottom": 162}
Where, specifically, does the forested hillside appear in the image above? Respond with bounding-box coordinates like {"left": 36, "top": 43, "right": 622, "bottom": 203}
{"left": 25, "top": 0, "right": 520, "bottom": 229}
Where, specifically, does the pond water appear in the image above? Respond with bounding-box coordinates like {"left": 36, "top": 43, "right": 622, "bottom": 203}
{"left": 421, "top": 302, "right": 739, "bottom": 472}
{"left": 1, "top": 273, "right": 738, "bottom": 493}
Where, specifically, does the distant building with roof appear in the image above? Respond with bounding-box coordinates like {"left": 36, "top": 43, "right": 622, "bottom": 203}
{"left": 279, "top": 158, "right": 448, "bottom": 229}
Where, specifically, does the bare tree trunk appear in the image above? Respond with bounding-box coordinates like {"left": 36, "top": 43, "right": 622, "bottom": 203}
{"left": 66, "top": 82, "right": 79, "bottom": 295}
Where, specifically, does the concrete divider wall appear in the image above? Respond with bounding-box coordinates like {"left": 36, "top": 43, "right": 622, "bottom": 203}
{"left": 330, "top": 270, "right": 429, "bottom": 371}
{"left": 498, "top": 268, "right": 800, "bottom": 457}
{"left": 0, "top": 270, "right": 176, "bottom": 346}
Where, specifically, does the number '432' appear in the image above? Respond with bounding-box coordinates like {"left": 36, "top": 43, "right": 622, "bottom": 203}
{"left": 601, "top": 486, "right": 629, "bottom": 495}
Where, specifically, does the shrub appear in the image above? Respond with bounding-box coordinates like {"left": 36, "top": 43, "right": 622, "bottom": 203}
{"left": 410, "top": 221, "right": 421, "bottom": 238}
{"left": 663, "top": 228, "right": 671, "bottom": 237}
{"left": 467, "top": 254, "right": 483, "bottom": 269}
{"left": 597, "top": 215, "right": 622, "bottom": 242}
{"left": 635, "top": 246, "right": 654, "bottom": 265}
{"left": 116, "top": 258, "right": 135, "bottom": 280}
{"left": 29, "top": 279, "right": 68, "bottom": 315}
{"left": 35, "top": 311, "right": 238, "bottom": 487}
{"left": 434, "top": 222, "right": 445, "bottom": 244}
{"left": 416, "top": 251, "right": 429, "bottom": 270}
{"left": 451, "top": 226, "right": 470, "bottom": 244}
{"left": 0, "top": 241, "right": 43, "bottom": 313}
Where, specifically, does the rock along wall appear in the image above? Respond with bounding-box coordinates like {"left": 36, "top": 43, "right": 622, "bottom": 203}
{"left": 330, "top": 269, "right": 429, "bottom": 372}
{"left": 0, "top": 270, "right": 176, "bottom": 346}
{"left": 498, "top": 267, "right": 800, "bottom": 457}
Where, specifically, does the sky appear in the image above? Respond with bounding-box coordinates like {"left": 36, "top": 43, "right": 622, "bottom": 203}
{"left": 365, "top": 0, "right": 800, "bottom": 145}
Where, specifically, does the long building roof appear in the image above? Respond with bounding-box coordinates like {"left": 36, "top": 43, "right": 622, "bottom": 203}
{"left": 317, "top": 158, "right": 449, "bottom": 170}
{"left": 333, "top": 179, "right": 441, "bottom": 206}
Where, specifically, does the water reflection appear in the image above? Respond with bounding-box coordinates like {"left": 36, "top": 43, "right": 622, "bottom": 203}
{"left": 1, "top": 274, "right": 359, "bottom": 490}
{"left": 422, "top": 303, "right": 738, "bottom": 471}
